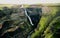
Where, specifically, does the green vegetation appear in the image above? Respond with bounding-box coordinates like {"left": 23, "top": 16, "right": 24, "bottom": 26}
{"left": 0, "top": 4, "right": 60, "bottom": 38}
{"left": 31, "top": 7, "right": 60, "bottom": 38}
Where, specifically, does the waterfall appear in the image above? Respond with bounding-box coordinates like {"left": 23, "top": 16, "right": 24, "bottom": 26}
{"left": 24, "top": 9, "right": 34, "bottom": 26}
{"left": 23, "top": 6, "right": 34, "bottom": 26}
{"left": 21, "top": 5, "right": 34, "bottom": 38}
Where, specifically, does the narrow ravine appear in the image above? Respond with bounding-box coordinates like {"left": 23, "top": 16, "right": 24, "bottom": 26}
{"left": 23, "top": 8, "right": 42, "bottom": 38}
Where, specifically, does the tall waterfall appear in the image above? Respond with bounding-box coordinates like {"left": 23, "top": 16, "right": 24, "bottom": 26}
{"left": 22, "top": 5, "right": 34, "bottom": 26}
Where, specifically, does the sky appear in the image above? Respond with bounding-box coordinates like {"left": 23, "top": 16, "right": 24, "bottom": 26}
{"left": 0, "top": 0, "right": 60, "bottom": 4}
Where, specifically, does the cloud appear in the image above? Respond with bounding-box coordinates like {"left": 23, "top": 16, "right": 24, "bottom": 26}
{"left": 0, "top": 0, "right": 60, "bottom": 4}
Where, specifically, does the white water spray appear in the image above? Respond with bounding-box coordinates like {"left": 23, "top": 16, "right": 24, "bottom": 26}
{"left": 21, "top": 5, "right": 34, "bottom": 26}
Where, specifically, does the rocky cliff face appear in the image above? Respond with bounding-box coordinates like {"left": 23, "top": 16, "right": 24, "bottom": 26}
{"left": 0, "top": 5, "right": 60, "bottom": 38}
{"left": 0, "top": 6, "right": 42, "bottom": 38}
